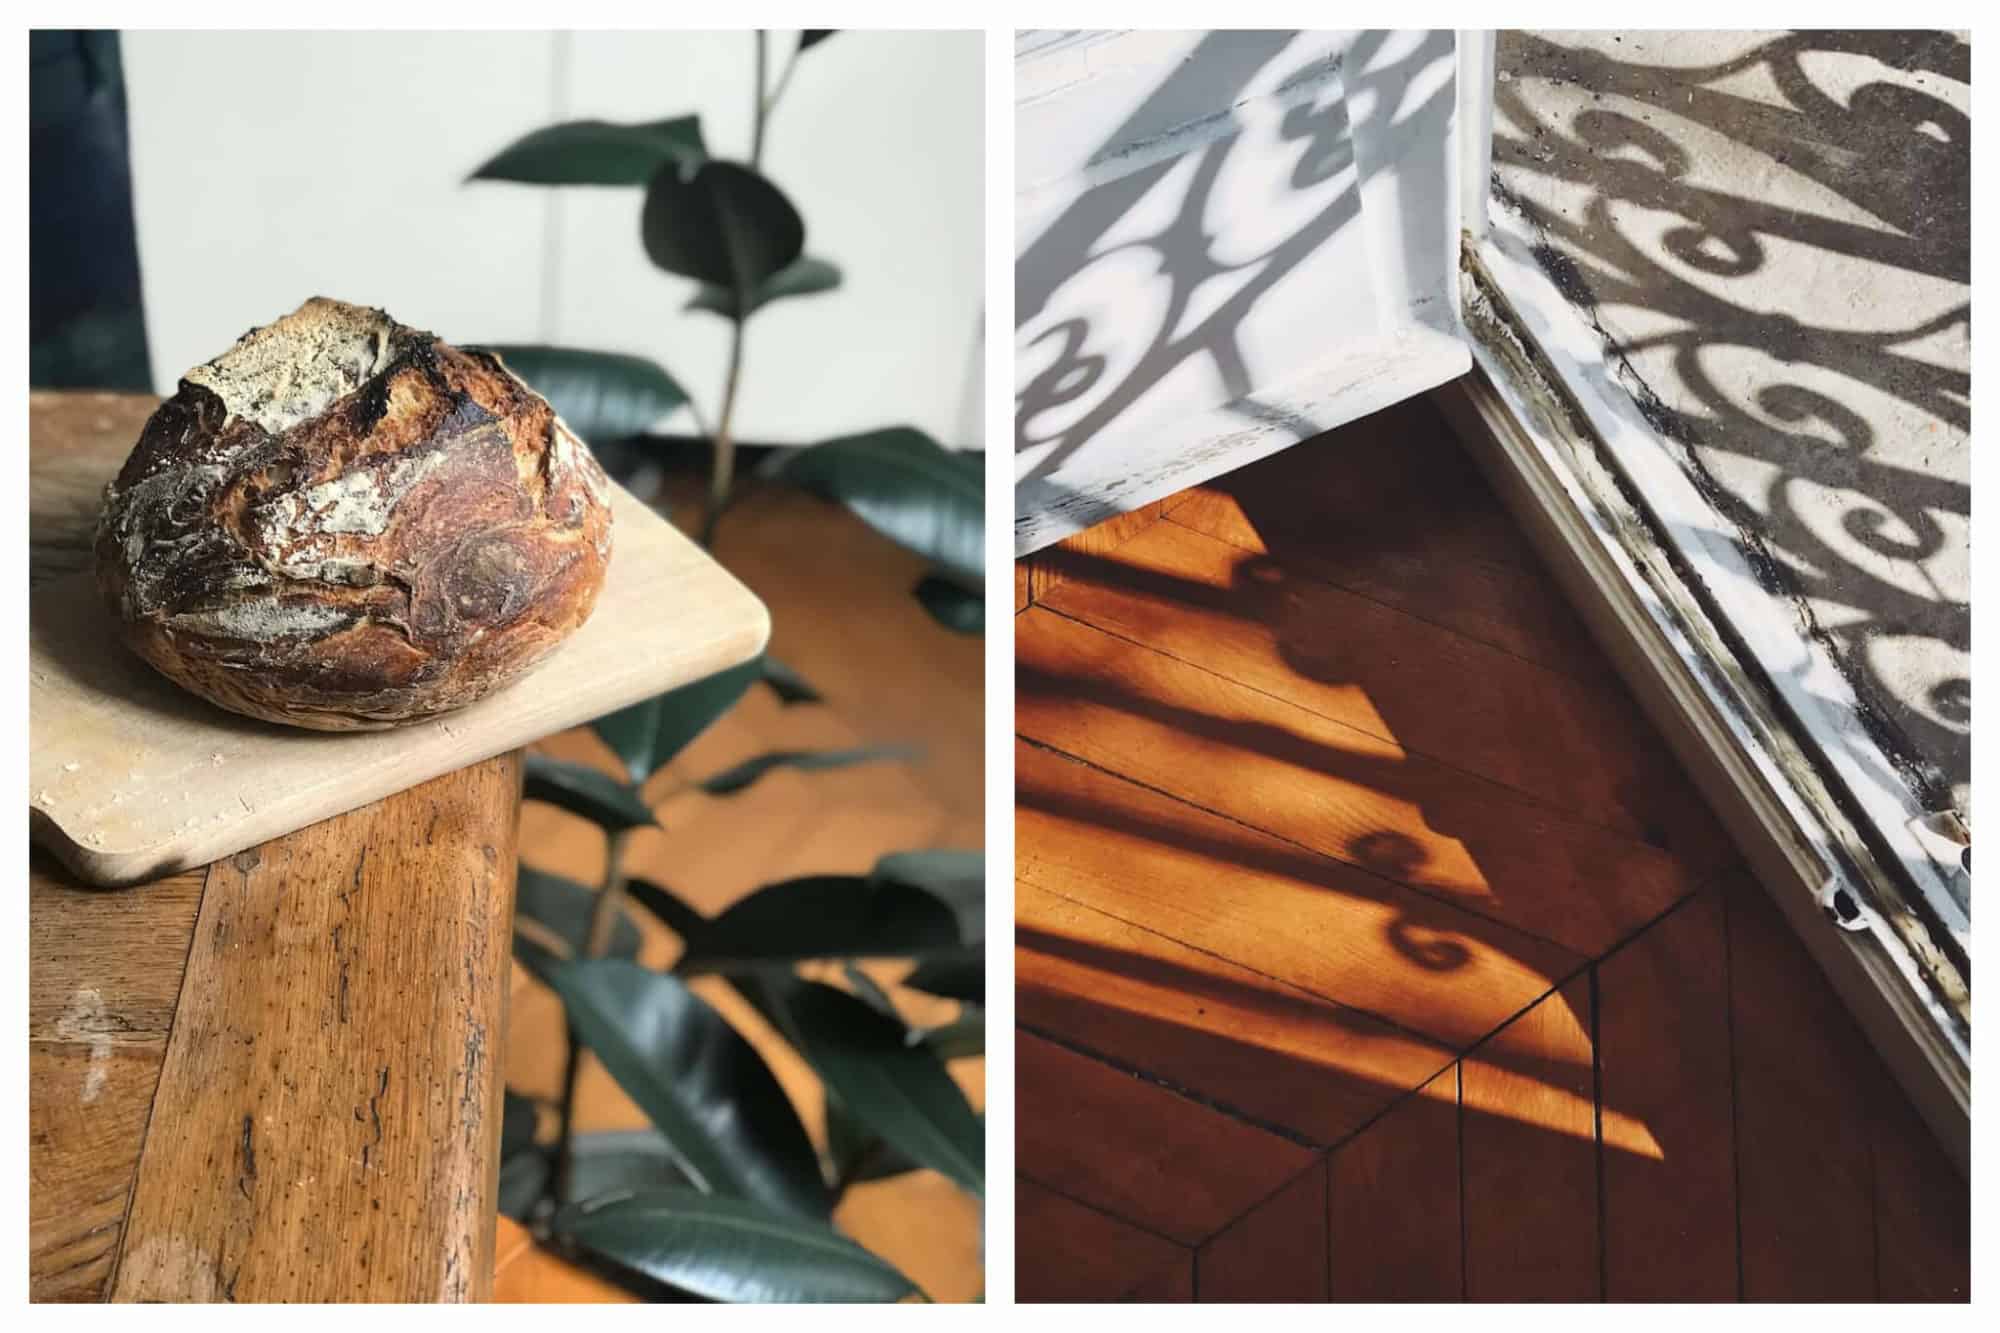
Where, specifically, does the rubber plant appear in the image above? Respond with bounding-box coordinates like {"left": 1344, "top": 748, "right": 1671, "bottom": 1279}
{"left": 468, "top": 31, "right": 984, "bottom": 1303}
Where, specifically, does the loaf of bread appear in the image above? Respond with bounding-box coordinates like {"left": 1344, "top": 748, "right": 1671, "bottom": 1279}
{"left": 94, "top": 297, "right": 613, "bottom": 731}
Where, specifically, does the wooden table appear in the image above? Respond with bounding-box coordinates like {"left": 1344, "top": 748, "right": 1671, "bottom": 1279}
{"left": 29, "top": 392, "right": 520, "bottom": 1303}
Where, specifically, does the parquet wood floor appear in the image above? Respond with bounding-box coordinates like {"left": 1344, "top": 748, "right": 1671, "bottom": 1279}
{"left": 1013, "top": 395, "right": 1967, "bottom": 1303}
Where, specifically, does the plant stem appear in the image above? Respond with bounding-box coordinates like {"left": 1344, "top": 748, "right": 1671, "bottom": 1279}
{"left": 700, "top": 30, "right": 769, "bottom": 547}
{"left": 703, "top": 321, "right": 744, "bottom": 547}
{"left": 764, "top": 39, "right": 801, "bottom": 121}
{"left": 552, "top": 828, "right": 636, "bottom": 1210}
{"left": 583, "top": 828, "right": 636, "bottom": 957}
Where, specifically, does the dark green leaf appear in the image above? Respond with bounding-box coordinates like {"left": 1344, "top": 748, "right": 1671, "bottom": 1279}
{"left": 798, "top": 30, "right": 837, "bottom": 53}
{"left": 475, "top": 345, "right": 688, "bottom": 446}
{"left": 498, "top": 1128, "right": 696, "bottom": 1224}
{"left": 696, "top": 745, "right": 913, "bottom": 797}
{"left": 589, "top": 697, "right": 666, "bottom": 785}
{"left": 775, "top": 981, "right": 983, "bottom": 1196}
{"left": 591, "top": 659, "right": 760, "bottom": 785}
{"left": 756, "top": 255, "right": 842, "bottom": 304}
{"left": 912, "top": 574, "right": 983, "bottom": 634}
{"left": 498, "top": 1150, "right": 552, "bottom": 1222}
{"left": 686, "top": 255, "right": 843, "bottom": 321}
{"left": 625, "top": 877, "right": 707, "bottom": 942}
{"left": 913, "top": 1006, "right": 984, "bottom": 1061}
{"left": 500, "top": 1130, "right": 696, "bottom": 1224}
{"left": 567, "top": 1129, "right": 698, "bottom": 1202}
{"left": 550, "top": 960, "right": 830, "bottom": 1218}
{"left": 873, "top": 850, "right": 983, "bottom": 939}
{"left": 523, "top": 754, "right": 658, "bottom": 832}
{"left": 724, "top": 969, "right": 807, "bottom": 1050}
{"left": 554, "top": 1187, "right": 917, "bottom": 1303}
{"left": 677, "top": 876, "right": 965, "bottom": 974}
{"left": 758, "top": 655, "right": 822, "bottom": 705}
{"left": 469, "top": 116, "right": 706, "bottom": 185}
{"left": 900, "top": 952, "right": 983, "bottom": 1004}
{"left": 502, "top": 1090, "right": 541, "bottom": 1159}
{"left": 842, "top": 961, "right": 900, "bottom": 1021}
{"left": 641, "top": 160, "right": 804, "bottom": 293}
{"left": 773, "top": 430, "right": 982, "bottom": 585}
{"left": 824, "top": 1095, "right": 920, "bottom": 1186}
{"left": 512, "top": 867, "right": 643, "bottom": 986}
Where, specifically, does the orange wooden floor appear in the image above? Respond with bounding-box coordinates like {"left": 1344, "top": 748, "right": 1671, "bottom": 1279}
{"left": 1012, "top": 395, "right": 1968, "bottom": 1303}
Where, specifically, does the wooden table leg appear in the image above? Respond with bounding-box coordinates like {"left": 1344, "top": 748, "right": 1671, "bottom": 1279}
{"left": 107, "top": 753, "right": 522, "bottom": 1303}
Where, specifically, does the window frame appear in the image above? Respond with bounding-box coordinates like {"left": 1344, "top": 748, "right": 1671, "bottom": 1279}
{"left": 1449, "top": 33, "right": 1968, "bottom": 1170}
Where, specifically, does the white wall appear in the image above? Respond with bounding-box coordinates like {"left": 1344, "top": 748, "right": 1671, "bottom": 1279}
{"left": 123, "top": 30, "right": 985, "bottom": 449}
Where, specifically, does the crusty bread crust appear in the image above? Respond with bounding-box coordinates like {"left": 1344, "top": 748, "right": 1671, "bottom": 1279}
{"left": 94, "top": 297, "right": 613, "bottom": 731}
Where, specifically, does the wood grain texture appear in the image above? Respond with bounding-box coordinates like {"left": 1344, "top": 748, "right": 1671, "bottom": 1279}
{"left": 1870, "top": 1069, "right": 1971, "bottom": 1302}
{"left": 30, "top": 395, "right": 769, "bottom": 886}
{"left": 1037, "top": 517, "right": 1731, "bottom": 867}
{"left": 1328, "top": 1069, "right": 1463, "bottom": 1302}
{"left": 1196, "top": 1160, "right": 1329, "bottom": 1303}
{"left": 1016, "top": 1030, "right": 1312, "bottom": 1245}
{"left": 1019, "top": 607, "right": 1696, "bottom": 958}
{"left": 1597, "top": 893, "right": 1737, "bottom": 1302}
{"left": 1725, "top": 872, "right": 1878, "bottom": 1302}
{"left": 1019, "top": 879, "right": 1451, "bottom": 1145}
{"left": 28, "top": 857, "right": 205, "bottom": 1302}
{"left": 29, "top": 1041, "right": 169, "bottom": 1301}
{"left": 1028, "top": 494, "right": 1179, "bottom": 600}
{"left": 1017, "top": 1178, "right": 1190, "bottom": 1304}
{"left": 29, "top": 858, "right": 205, "bottom": 1047}
{"left": 1164, "top": 397, "right": 1610, "bottom": 678}
{"left": 1017, "top": 738, "right": 1575, "bottom": 1056}
{"left": 1461, "top": 977, "right": 1599, "bottom": 1302}
{"left": 109, "top": 753, "right": 521, "bottom": 1303}
{"left": 1123, "top": 1256, "right": 1194, "bottom": 1303}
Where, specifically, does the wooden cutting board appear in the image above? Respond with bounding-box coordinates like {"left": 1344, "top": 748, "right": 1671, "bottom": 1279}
{"left": 29, "top": 396, "right": 769, "bottom": 886}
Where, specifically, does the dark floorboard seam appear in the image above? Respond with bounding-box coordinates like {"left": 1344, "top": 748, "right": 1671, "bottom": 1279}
{"left": 1014, "top": 1168, "right": 1191, "bottom": 1251}
{"left": 1016, "top": 1019, "right": 1319, "bottom": 1149}
{"left": 1018, "top": 861, "right": 1473, "bottom": 1061}
{"left": 1457, "top": 1060, "right": 1469, "bottom": 1302}
{"left": 1029, "top": 598, "right": 1695, "bottom": 861}
{"left": 1192, "top": 1149, "right": 1334, "bottom": 1251}
{"left": 1013, "top": 730, "right": 1591, "bottom": 966}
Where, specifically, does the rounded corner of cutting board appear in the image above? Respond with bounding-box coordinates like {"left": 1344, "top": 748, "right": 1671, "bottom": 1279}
{"left": 741, "top": 593, "right": 773, "bottom": 658}
{"left": 29, "top": 805, "right": 180, "bottom": 888}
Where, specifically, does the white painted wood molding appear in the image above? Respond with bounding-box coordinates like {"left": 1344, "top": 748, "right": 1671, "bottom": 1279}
{"left": 1013, "top": 30, "right": 1468, "bottom": 554}
{"left": 1448, "top": 253, "right": 1968, "bottom": 1173}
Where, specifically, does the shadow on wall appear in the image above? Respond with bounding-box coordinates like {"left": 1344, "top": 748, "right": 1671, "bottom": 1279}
{"left": 1491, "top": 30, "right": 1970, "bottom": 818}
{"left": 1014, "top": 31, "right": 1457, "bottom": 485}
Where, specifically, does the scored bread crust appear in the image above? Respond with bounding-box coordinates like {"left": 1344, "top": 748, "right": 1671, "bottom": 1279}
{"left": 94, "top": 297, "right": 614, "bottom": 731}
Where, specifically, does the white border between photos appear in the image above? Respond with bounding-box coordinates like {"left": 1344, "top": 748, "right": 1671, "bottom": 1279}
{"left": 8, "top": 2, "right": 1994, "bottom": 1323}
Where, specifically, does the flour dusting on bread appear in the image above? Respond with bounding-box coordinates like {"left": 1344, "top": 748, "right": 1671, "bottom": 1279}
{"left": 184, "top": 298, "right": 412, "bottom": 436}
{"left": 94, "top": 297, "right": 614, "bottom": 731}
